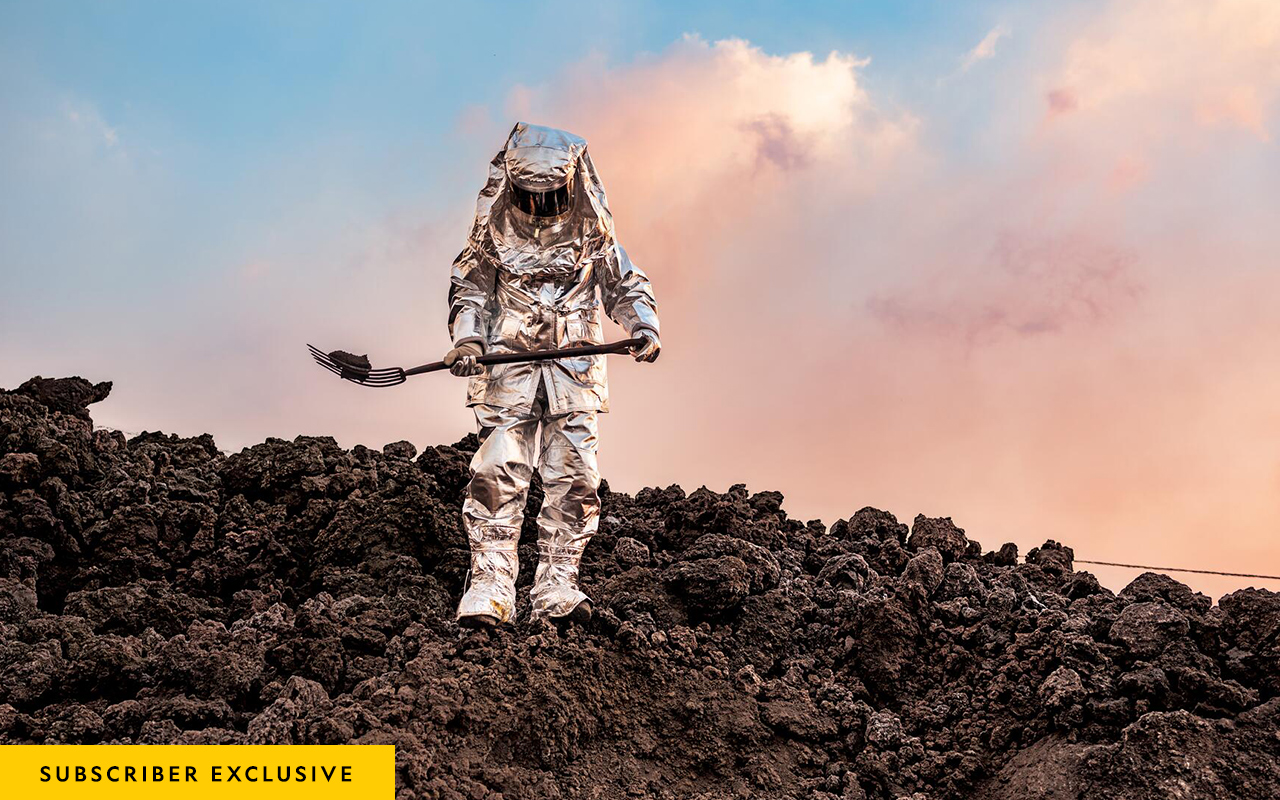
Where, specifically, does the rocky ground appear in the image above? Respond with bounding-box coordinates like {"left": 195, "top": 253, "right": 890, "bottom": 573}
{"left": 1, "top": 376, "right": 1277, "bottom": 799}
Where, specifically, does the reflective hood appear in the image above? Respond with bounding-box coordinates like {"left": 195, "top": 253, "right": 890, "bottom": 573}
{"left": 503, "top": 124, "right": 584, "bottom": 191}
{"left": 465, "top": 122, "right": 617, "bottom": 276}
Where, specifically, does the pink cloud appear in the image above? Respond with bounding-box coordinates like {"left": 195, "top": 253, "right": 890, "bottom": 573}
{"left": 1051, "top": 0, "right": 1280, "bottom": 142}
{"left": 742, "top": 114, "right": 813, "bottom": 171}
{"left": 1046, "top": 88, "right": 1078, "bottom": 117}
{"left": 867, "top": 230, "right": 1142, "bottom": 347}
{"left": 483, "top": 22, "right": 1280, "bottom": 598}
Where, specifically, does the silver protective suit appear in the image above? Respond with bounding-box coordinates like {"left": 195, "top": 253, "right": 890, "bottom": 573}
{"left": 450, "top": 122, "right": 660, "bottom": 622}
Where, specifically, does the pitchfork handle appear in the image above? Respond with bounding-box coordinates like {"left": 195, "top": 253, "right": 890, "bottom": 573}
{"left": 404, "top": 337, "right": 646, "bottom": 377}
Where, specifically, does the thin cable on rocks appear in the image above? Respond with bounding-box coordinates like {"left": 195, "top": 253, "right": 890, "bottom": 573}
{"left": 1073, "top": 559, "right": 1280, "bottom": 581}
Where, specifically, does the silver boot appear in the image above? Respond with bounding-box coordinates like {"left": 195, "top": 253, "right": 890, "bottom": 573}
{"left": 456, "top": 537, "right": 519, "bottom": 626}
{"left": 530, "top": 541, "right": 591, "bottom": 621}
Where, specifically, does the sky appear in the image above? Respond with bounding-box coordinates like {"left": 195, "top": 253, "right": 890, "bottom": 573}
{"left": 3, "top": 0, "right": 1279, "bottom": 601}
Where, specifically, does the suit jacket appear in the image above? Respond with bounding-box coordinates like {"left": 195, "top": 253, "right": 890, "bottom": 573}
{"left": 447, "top": 123, "right": 658, "bottom": 414}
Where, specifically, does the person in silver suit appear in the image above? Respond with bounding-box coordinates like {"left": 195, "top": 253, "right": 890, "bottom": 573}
{"left": 444, "top": 122, "right": 661, "bottom": 627}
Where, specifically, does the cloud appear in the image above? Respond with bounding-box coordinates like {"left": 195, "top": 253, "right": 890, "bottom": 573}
{"left": 61, "top": 99, "right": 120, "bottom": 149}
{"left": 1045, "top": 87, "right": 1078, "bottom": 117}
{"left": 501, "top": 35, "right": 916, "bottom": 302}
{"left": 476, "top": 16, "right": 1280, "bottom": 597}
{"left": 960, "top": 24, "right": 1010, "bottom": 72}
{"left": 532, "top": 36, "right": 899, "bottom": 181}
{"left": 742, "top": 114, "right": 812, "bottom": 171}
{"left": 867, "top": 230, "right": 1142, "bottom": 347}
{"left": 1047, "top": 0, "right": 1280, "bottom": 141}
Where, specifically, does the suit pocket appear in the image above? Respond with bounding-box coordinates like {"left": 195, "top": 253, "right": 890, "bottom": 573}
{"left": 491, "top": 312, "right": 524, "bottom": 347}
{"left": 565, "top": 318, "right": 587, "bottom": 344}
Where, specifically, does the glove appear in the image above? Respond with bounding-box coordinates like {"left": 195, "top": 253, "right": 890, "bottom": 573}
{"left": 630, "top": 329, "right": 661, "bottom": 363}
{"left": 443, "top": 341, "right": 484, "bottom": 377}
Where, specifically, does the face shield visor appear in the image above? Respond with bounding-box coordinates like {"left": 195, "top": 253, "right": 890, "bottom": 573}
{"left": 509, "top": 180, "right": 573, "bottom": 218}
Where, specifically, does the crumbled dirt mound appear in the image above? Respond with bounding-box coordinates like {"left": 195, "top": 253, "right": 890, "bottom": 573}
{"left": 1, "top": 376, "right": 1278, "bottom": 799}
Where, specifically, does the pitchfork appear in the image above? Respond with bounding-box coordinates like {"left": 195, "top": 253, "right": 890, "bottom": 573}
{"left": 307, "top": 337, "right": 645, "bottom": 387}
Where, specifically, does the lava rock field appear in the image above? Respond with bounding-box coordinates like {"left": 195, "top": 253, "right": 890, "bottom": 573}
{"left": 1, "top": 376, "right": 1277, "bottom": 799}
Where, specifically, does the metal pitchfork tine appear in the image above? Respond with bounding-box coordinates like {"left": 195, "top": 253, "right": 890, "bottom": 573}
{"left": 308, "top": 345, "right": 407, "bottom": 386}
{"left": 307, "top": 337, "right": 646, "bottom": 388}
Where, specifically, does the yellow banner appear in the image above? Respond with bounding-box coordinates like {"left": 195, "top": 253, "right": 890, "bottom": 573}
{"left": 0, "top": 745, "right": 395, "bottom": 799}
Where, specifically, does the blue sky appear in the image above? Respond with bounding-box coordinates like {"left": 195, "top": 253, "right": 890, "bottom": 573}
{"left": 0, "top": 0, "right": 1025, "bottom": 411}
{"left": 13, "top": 8, "right": 813, "bottom": 282}
{"left": 0, "top": 0, "right": 1023, "bottom": 321}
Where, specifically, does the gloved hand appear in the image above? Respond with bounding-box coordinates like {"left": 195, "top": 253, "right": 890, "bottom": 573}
{"left": 443, "top": 341, "right": 484, "bottom": 377}
{"left": 630, "top": 329, "right": 661, "bottom": 363}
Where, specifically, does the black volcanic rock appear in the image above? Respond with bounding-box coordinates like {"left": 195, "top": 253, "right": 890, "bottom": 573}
{"left": 13, "top": 376, "right": 112, "bottom": 420}
{"left": 1, "top": 376, "right": 1279, "bottom": 800}
{"left": 907, "top": 514, "right": 969, "bottom": 563}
